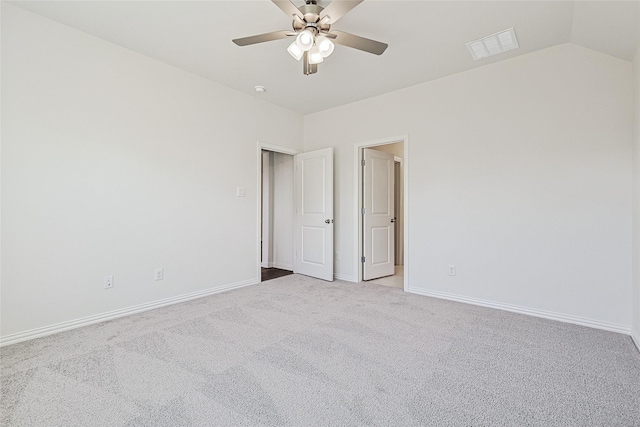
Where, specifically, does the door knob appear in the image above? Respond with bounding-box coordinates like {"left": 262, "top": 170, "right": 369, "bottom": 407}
{"left": 325, "top": 219, "right": 333, "bottom": 224}
{"left": 391, "top": 218, "right": 396, "bottom": 223}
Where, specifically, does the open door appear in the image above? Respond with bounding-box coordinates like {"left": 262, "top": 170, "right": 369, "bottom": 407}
{"left": 363, "top": 148, "right": 395, "bottom": 280}
{"left": 294, "top": 147, "right": 334, "bottom": 281}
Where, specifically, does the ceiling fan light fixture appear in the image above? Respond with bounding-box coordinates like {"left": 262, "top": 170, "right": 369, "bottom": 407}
{"left": 232, "top": 0, "right": 389, "bottom": 76}
{"left": 315, "top": 35, "right": 335, "bottom": 57}
{"left": 296, "top": 30, "right": 314, "bottom": 51}
{"left": 308, "top": 45, "right": 324, "bottom": 64}
{"left": 287, "top": 41, "right": 304, "bottom": 60}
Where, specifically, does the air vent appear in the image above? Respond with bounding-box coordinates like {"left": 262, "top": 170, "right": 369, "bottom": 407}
{"left": 466, "top": 27, "right": 519, "bottom": 60}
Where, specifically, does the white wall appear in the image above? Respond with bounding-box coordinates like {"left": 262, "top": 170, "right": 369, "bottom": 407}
{"left": 1, "top": 5, "right": 303, "bottom": 340}
{"left": 305, "top": 43, "right": 634, "bottom": 332}
{"left": 633, "top": 44, "right": 640, "bottom": 346}
{"left": 272, "top": 153, "right": 294, "bottom": 271}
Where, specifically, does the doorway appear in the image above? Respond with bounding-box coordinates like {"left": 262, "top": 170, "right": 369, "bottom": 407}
{"left": 257, "top": 143, "right": 298, "bottom": 283}
{"left": 257, "top": 143, "right": 335, "bottom": 283}
{"left": 366, "top": 151, "right": 404, "bottom": 289}
{"left": 354, "top": 136, "right": 408, "bottom": 291}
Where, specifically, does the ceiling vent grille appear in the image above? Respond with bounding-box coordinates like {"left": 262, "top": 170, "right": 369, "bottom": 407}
{"left": 466, "top": 27, "right": 519, "bottom": 60}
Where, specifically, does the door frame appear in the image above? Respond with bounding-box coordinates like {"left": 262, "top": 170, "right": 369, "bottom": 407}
{"left": 353, "top": 135, "right": 409, "bottom": 291}
{"left": 256, "top": 142, "right": 300, "bottom": 283}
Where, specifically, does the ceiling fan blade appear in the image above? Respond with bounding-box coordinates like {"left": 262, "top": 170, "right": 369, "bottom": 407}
{"left": 320, "top": 0, "right": 363, "bottom": 24}
{"left": 232, "top": 31, "right": 292, "bottom": 47}
{"left": 331, "top": 30, "right": 388, "bottom": 55}
{"left": 271, "top": 0, "right": 303, "bottom": 20}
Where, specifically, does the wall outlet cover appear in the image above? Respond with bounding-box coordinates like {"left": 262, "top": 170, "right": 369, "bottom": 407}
{"left": 104, "top": 275, "right": 114, "bottom": 289}
{"left": 448, "top": 265, "right": 456, "bottom": 276}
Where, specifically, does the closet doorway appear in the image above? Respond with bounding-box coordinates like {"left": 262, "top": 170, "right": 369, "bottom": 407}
{"left": 260, "top": 147, "right": 295, "bottom": 282}
{"left": 355, "top": 137, "right": 408, "bottom": 291}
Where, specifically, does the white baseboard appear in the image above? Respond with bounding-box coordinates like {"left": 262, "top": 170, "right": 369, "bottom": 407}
{"left": 334, "top": 273, "right": 357, "bottom": 282}
{"left": 632, "top": 331, "right": 640, "bottom": 353}
{"left": 0, "top": 279, "right": 257, "bottom": 347}
{"left": 272, "top": 263, "right": 293, "bottom": 271}
{"left": 261, "top": 262, "right": 272, "bottom": 268}
{"left": 408, "top": 287, "right": 631, "bottom": 335}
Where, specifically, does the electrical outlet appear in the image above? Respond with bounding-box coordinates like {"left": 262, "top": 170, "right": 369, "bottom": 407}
{"left": 154, "top": 268, "right": 164, "bottom": 281}
{"left": 104, "top": 275, "right": 114, "bottom": 289}
{"left": 448, "top": 265, "right": 456, "bottom": 276}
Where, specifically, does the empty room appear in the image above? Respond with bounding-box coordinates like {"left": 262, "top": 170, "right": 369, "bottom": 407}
{"left": 2, "top": 0, "right": 640, "bottom": 425}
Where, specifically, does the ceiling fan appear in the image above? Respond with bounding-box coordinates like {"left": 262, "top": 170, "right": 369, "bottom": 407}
{"left": 232, "top": 0, "right": 388, "bottom": 75}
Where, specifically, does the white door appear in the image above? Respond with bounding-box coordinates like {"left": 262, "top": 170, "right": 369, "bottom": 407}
{"left": 294, "top": 147, "right": 334, "bottom": 281}
{"left": 363, "top": 148, "right": 395, "bottom": 280}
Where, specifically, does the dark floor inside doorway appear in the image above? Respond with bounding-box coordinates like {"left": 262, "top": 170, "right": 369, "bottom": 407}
{"left": 261, "top": 267, "right": 294, "bottom": 282}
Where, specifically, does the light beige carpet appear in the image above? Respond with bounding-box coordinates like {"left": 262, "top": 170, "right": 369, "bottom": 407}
{"left": 2, "top": 274, "right": 639, "bottom": 426}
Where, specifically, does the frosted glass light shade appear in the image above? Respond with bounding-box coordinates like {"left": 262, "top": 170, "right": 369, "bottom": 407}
{"left": 296, "top": 30, "right": 314, "bottom": 51}
{"left": 308, "top": 45, "right": 324, "bottom": 64}
{"left": 287, "top": 41, "right": 303, "bottom": 61}
{"left": 315, "top": 35, "right": 334, "bottom": 57}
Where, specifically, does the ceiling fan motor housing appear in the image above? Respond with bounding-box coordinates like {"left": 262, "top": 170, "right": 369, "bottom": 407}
{"left": 293, "top": 4, "right": 331, "bottom": 33}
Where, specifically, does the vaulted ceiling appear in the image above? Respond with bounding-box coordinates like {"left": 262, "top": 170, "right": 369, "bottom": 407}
{"left": 8, "top": 1, "right": 640, "bottom": 114}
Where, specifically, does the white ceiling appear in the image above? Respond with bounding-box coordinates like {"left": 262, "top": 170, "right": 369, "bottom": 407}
{"left": 8, "top": 0, "right": 640, "bottom": 115}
